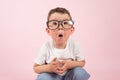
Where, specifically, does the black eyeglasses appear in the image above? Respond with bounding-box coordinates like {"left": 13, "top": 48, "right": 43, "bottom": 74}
{"left": 46, "top": 20, "right": 74, "bottom": 30}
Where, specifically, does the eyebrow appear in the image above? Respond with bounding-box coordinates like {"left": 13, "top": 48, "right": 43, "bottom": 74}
{"left": 48, "top": 19, "right": 71, "bottom": 21}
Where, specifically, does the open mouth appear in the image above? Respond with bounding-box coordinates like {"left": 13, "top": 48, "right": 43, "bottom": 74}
{"left": 58, "top": 34, "right": 63, "bottom": 37}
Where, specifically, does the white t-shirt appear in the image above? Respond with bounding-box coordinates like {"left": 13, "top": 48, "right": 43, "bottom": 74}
{"left": 35, "top": 39, "right": 85, "bottom": 75}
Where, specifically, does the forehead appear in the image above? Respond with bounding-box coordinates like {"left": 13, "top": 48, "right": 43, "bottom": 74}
{"left": 49, "top": 12, "right": 71, "bottom": 21}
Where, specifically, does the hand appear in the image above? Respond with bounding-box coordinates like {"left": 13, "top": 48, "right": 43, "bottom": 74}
{"left": 57, "top": 60, "right": 70, "bottom": 74}
{"left": 48, "top": 58, "right": 61, "bottom": 74}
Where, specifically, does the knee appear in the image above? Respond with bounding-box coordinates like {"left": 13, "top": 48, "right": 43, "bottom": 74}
{"left": 36, "top": 73, "right": 54, "bottom": 80}
{"left": 73, "top": 67, "right": 90, "bottom": 80}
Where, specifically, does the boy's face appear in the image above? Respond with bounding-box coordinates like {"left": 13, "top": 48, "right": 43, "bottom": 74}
{"left": 46, "top": 12, "right": 74, "bottom": 44}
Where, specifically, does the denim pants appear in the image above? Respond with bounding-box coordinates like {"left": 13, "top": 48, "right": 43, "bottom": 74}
{"left": 36, "top": 67, "right": 90, "bottom": 80}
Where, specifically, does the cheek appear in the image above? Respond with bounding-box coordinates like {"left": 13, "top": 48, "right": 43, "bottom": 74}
{"left": 66, "top": 31, "right": 73, "bottom": 35}
{"left": 50, "top": 32, "right": 57, "bottom": 37}
{"left": 64, "top": 32, "right": 71, "bottom": 38}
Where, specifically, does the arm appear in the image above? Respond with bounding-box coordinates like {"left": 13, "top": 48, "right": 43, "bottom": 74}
{"left": 64, "top": 59, "right": 85, "bottom": 69}
{"left": 33, "top": 58, "right": 62, "bottom": 74}
{"left": 33, "top": 63, "right": 51, "bottom": 74}
{"left": 57, "top": 60, "right": 85, "bottom": 74}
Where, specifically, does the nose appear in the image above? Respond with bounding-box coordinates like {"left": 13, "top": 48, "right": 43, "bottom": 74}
{"left": 58, "top": 23, "right": 63, "bottom": 30}
{"left": 58, "top": 25, "right": 63, "bottom": 30}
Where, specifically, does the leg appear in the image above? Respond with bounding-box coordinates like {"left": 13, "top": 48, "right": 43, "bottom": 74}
{"left": 36, "top": 73, "right": 63, "bottom": 80}
{"left": 64, "top": 67, "right": 90, "bottom": 80}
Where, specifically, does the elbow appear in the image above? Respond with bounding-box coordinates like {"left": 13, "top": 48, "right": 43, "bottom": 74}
{"left": 33, "top": 64, "right": 40, "bottom": 74}
{"left": 80, "top": 60, "right": 86, "bottom": 67}
{"left": 33, "top": 67, "right": 40, "bottom": 74}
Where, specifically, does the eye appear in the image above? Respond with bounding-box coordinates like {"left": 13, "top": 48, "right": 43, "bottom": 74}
{"left": 52, "top": 21, "right": 58, "bottom": 25}
{"left": 63, "top": 21, "right": 69, "bottom": 25}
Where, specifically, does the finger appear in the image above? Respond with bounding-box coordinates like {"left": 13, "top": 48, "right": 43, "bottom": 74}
{"left": 61, "top": 60, "right": 66, "bottom": 64}
{"left": 52, "top": 59, "right": 59, "bottom": 65}
{"left": 57, "top": 66, "right": 62, "bottom": 70}
{"left": 60, "top": 64, "right": 67, "bottom": 70}
{"left": 57, "top": 67, "right": 65, "bottom": 72}
{"left": 52, "top": 57, "right": 57, "bottom": 62}
{"left": 52, "top": 61, "right": 58, "bottom": 65}
{"left": 56, "top": 70, "right": 64, "bottom": 74}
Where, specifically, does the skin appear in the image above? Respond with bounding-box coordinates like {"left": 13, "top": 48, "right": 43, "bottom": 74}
{"left": 33, "top": 12, "right": 85, "bottom": 74}
{"left": 46, "top": 13, "right": 74, "bottom": 49}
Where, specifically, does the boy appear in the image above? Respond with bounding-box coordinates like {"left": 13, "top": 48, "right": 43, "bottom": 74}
{"left": 33, "top": 7, "right": 90, "bottom": 80}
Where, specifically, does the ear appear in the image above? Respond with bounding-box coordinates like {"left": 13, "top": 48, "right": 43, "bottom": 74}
{"left": 46, "top": 28, "right": 49, "bottom": 33}
{"left": 70, "top": 27, "right": 75, "bottom": 34}
{"left": 46, "top": 28, "right": 51, "bottom": 35}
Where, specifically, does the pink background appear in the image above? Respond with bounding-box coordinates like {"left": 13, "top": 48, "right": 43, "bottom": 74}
{"left": 0, "top": 0, "right": 120, "bottom": 80}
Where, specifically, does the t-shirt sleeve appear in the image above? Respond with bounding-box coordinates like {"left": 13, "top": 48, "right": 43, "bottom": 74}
{"left": 34, "top": 44, "right": 47, "bottom": 65}
{"left": 74, "top": 41, "right": 85, "bottom": 61}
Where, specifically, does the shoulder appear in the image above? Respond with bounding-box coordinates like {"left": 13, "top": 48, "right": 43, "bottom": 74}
{"left": 40, "top": 40, "right": 53, "bottom": 50}
{"left": 67, "top": 38, "right": 80, "bottom": 46}
{"left": 67, "top": 38, "right": 81, "bottom": 51}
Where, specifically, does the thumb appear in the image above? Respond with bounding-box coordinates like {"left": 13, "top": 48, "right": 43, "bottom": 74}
{"left": 52, "top": 57, "right": 57, "bottom": 62}
{"left": 61, "top": 60, "right": 65, "bottom": 64}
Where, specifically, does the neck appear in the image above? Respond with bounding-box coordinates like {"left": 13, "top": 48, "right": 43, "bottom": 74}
{"left": 53, "top": 41, "right": 67, "bottom": 49}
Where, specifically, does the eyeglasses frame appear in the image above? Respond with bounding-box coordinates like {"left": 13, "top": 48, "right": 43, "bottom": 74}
{"left": 46, "top": 20, "right": 74, "bottom": 30}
